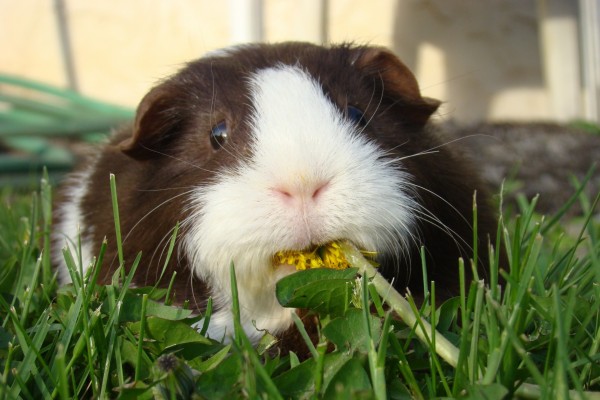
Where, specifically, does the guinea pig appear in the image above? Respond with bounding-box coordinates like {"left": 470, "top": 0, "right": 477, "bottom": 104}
{"left": 52, "top": 42, "right": 497, "bottom": 349}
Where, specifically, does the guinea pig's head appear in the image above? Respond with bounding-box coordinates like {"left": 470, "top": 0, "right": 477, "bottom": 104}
{"left": 118, "top": 42, "right": 440, "bottom": 298}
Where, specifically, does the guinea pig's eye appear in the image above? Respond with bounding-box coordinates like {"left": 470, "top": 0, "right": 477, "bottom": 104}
{"left": 346, "top": 105, "right": 367, "bottom": 127}
{"left": 210, "top": 120, "right": 228, "bottom": 150}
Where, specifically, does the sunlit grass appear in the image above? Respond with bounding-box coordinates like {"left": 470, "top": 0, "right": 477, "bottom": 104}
{"left": 1, "top": 172, "right": 599, "bottom": 399}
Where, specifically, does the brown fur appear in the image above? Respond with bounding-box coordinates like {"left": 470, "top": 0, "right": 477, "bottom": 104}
{"left": 54, "top": 42, "right": 498, "bottom": 352}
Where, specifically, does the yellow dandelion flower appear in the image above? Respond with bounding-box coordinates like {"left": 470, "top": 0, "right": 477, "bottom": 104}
{"left": 273, "top": 241, "right": 374, "bottom": 271}
{"left": 319, "top": 242, "right": 350, "bottom": 270}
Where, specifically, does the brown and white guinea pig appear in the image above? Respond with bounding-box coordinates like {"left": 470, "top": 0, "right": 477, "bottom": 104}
{"left": 53, "top": 42, "right": 497, "bottom": 347}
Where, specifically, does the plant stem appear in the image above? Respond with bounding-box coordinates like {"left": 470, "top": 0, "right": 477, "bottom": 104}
{"left": 340, "top": 241, "right": 460, "bottom": 368}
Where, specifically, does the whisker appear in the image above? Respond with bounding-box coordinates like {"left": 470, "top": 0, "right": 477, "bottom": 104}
{"left": 405, "top": 181, "right": 474, "bottom": 232}
{"left": 146, "top": 224, "right": 180, "bottom": 283}
{"left": 121, "top": 189, "right": 197, "bottom": 246}
{"left": 356, "top": 73, "right": 385, "bottom": 136}
{"left": 136, "top": 144, "right": 218, "bottom": 173}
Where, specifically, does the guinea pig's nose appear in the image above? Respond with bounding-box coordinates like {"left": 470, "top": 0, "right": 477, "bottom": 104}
{"left": 271, "top": 179, "right": 330, "bottom": 206}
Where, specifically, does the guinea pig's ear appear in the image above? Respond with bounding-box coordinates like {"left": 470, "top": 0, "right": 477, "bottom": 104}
{"left": 119, "top": 84, "right": 181, "bottom": 160}
{"left": 353, "top": 47, "right": 440, "bottom": 127}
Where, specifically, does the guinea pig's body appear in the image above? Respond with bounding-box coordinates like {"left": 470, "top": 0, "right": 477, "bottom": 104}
{"left": 53, "top": 43, "right": 496, "bottom": 347}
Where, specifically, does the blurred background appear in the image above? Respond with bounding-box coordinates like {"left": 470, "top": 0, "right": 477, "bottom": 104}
{"left": 3, "top": 0, "right": 599, "bottom": 122}
{"left": 1, "top": 0, "right": 600, "bottom": 204}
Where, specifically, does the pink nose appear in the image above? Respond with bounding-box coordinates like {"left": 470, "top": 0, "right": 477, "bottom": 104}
{"left": 272, "top": 181, "right": 329, "bottom": 206}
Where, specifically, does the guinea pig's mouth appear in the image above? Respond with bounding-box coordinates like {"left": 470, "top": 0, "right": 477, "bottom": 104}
{"left": 272, "top": 240, "right": 374, "bottom": 271}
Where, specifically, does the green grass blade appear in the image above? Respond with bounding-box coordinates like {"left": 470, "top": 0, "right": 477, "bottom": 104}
{"left": 6, "top": 307, "right": 54, "bottom": 398}
{"left": 109, "top": 173, "right": 124, "bottom": 269}
{"left": 540, "top": 166, "right": 595, "bottom": 236}
{"left": 290, "top": 312, "right": 318, "bottom": 359}
{"left": 55, "top": 344, "right": 70, "bottom": 400}
{"left": 135, "top": 293, "right": 149, "bottom": 382}
{"left": 468, "top": 281, "right": 484, "bottom": 382}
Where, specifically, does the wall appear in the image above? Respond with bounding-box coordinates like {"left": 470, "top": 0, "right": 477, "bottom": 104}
{"left": 0, "top": 0, "right": 586, "bottom": 123}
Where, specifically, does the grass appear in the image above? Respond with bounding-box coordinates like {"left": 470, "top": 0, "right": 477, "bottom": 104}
{"left": 0, "top": 171, "right": 599, "bottom": 399}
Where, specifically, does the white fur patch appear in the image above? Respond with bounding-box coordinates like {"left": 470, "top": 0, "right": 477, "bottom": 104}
{"left": 182, "top": 65, "right": 417, "bottom": 344}
{"left": 53, "top": 163, "right": 97, "bottom": 284}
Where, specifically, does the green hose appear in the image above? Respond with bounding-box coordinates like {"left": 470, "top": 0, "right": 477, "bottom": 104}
{"left": 0, "top": 73, "right": 134, "bottom": 187}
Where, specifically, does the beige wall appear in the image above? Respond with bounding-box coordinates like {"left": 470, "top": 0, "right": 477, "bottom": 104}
{"left": 0, "top": 0, "right": 584, "bottom": 123}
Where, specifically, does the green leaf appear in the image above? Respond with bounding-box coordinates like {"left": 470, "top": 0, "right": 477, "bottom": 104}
{"left": 195, "top": 354, "right": 242, "bottom": 398}
{"left": 188, "top": 344, "right": 232, "bottom": 372}
{"left": 322, "top": 309, "right": 382, "bottom": 353}
{"left": 105, "top": 291, "right": 193, "bottom": 322}
{"left": 435, "top": 297, "right": 460, "bottom": 332}
{"left": 127, "top": 317, "right": 213, "bottom": 353}
{"left": 323, "top": 358, "right": 373, "bottom": 399}
{"left": 256, "top": 330, "right": 279, "bottom": 355}
{"left": 274, "top": 352, "right": 351, "bottom": 398}
{"left": 120, "top": 337, "right": 151, "bottom": 379}
{"left": 276, "top": 268, "right": 358, "bottom": 316}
